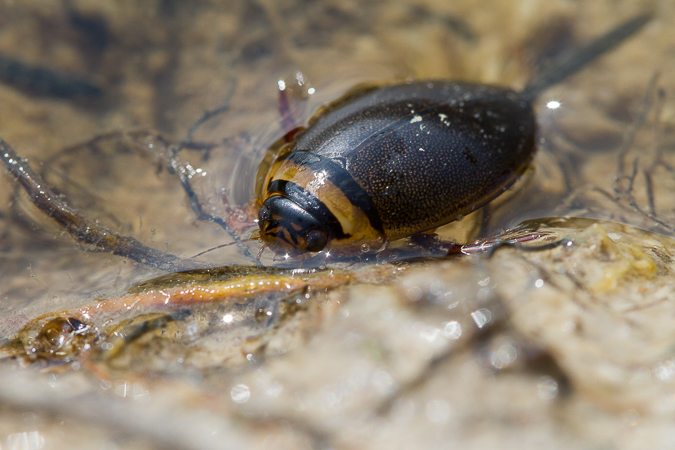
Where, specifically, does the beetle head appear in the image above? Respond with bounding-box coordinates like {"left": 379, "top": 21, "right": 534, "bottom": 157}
{"left": 258, "top": 196, "right": 330, "bottom": 254}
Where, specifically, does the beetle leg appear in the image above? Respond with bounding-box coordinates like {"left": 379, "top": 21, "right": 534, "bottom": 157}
{"left": 486, "top": 237, "right": 572, "bottom": 258}
{"left": 461, "top": 234, "right": 572, "bottom": 257}
{"left": 523, "top": 13, "right": 652, "bottom": 97}
{"left": 278, "top": 85, "right": 297, "bottom": 135}
{"left": 408, "top": 232, "right": 463, "bottom": 257}
{"left": 478, "top": 205, "right": 493, "bottom": 237}
{"left": 1, "top": 137, "right": 203, "bottom": 273}
{"left": 276, "top": 71, "right": 316, "bottom": 136}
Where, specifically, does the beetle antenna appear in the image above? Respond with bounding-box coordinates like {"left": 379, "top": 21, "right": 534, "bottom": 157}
{"left": 191, "top": 238, "right": 256, "bottom": 258}
{"left": 523, "top": 13, "right": 652, "bottom": 98}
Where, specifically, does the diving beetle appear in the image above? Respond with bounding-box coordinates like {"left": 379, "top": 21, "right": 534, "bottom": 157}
{"left": 254, "top": 14, "right": 651, "bottom": 256}
{"left": 0, "top": 13, "right": 653, "bottom": 272}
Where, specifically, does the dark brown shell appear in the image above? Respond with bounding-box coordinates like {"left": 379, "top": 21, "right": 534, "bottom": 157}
{"left": 289, "top": 81, "right": 536, "bottom": 239}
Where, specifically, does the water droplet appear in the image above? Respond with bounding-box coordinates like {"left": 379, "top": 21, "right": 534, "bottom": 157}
{"left": 471, "top": 309, "right": 491, "bottom": 328}
{"left": 231, "top": 384, "right": 251, "bottom": 403}
{"left": 537, "top": 376, "right": 558, "bottom": 400}
{"left": 490, "top": 345, "right": 518, "bottom": 369}
{"left": 443, "top": 321, "right": 462, "bottom": 339}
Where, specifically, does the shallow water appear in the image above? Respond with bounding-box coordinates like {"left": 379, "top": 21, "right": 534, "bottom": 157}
{"left": 0, "top": 1, "right": 673, "bottom": 449}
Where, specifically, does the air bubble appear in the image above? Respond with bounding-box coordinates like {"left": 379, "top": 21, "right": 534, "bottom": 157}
{"left": 231, "top": 384, "right": 251, "bottom": 403}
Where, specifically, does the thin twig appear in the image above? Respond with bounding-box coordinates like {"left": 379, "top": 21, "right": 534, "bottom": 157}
{"left": 616, "top": 72, "right": 659, "bottom": 175}
{"left": 1, "top": 137, "right": 204, "bottom": 273}
{"left": 624, "top": 157, "right": 675, "bottom": 233}
{"left": 644, "top": 168, "right": 656, "bottom": 217}
{"left": 175, "top": 76, "right": 238, "bottom": 156}
{"left": 167, "top": 75, "right": 261, "bottom": 265}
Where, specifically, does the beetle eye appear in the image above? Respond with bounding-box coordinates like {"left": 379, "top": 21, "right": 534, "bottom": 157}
{"left": 259, "top": 203, "right": 272, "bottom": 222}
{"left": 258, "top": 196, "right": 331, "bottom": 254}
{"left": 305, "top": 229, "right": 328, "bottom": 252}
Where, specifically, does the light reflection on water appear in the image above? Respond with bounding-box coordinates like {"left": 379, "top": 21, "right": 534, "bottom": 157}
{"left": 653, "top": 359, "right": 675, "bottom": 382}
{"left": 114, "top": 381, "right": 151, "bottom": 402}
{"left": 425, "top": 399, "right": 452, "bottom": 424}
{"left": 6, "top": 431, "right": 44, "bottom": 450}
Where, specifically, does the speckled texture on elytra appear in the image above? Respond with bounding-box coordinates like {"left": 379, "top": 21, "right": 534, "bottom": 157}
{"left": 287, "top": 81, "right": 535, "bottom": 237}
